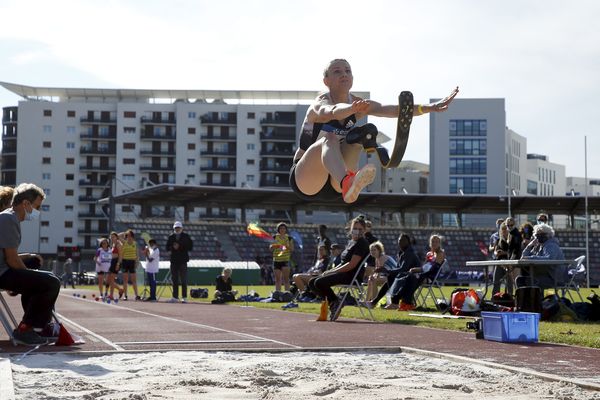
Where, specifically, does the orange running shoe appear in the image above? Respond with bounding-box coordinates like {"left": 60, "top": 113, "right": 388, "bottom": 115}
{"left": 341, "top": 164, "right": 376, "bottom": 203}
{"left": 398, "top": 301, "right": 416, "bottom": 311}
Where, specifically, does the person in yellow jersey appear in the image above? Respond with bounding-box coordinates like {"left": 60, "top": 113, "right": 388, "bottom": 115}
{"left": 118, "top": 229, "right": 140, "bottom": 300}
{"left": 269, "top": 222, "right": 294, "bottom": 292}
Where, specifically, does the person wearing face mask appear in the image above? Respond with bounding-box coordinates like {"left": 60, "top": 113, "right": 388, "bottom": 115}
{"left": 308, "top": 216, "right": 370, "bottom": 321}
{"left": 517, "top": 223, "right": 566, "bottom": 289}
{"left": 0, "top": 183, "right": 61, "bottom": 345}
{"left": 166, "top": 221, "right": 193, "bottom": 303}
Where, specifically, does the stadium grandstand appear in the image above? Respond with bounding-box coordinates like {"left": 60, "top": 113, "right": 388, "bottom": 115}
{"left": 103, "top": 184, "right": 600, "bottom": 286}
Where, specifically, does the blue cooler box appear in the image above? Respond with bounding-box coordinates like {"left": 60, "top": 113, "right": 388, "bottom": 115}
{"left": 481, "top": 312, "right": 540, "bottom": 343}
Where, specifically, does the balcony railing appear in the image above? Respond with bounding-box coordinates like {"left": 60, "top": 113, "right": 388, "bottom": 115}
{"left": 140, "top": 133, "right": 176, "bottom": 141}
{"left": 259, "top": 149, "right": 292, "bottom": 156}
{"left": 200, "top": 134, "right": 237, "bottom": 141}
{"left": 78, "top": 195, "right": 99, "bottom": 203}
{"left": 79, "top": 132, "right": 117, "bottom": 140}
{"left": 140, "top": 150, "right": 176, "bottom": 156}
{"left": 259, "top": 163, "right": 292, "bottom": 172}
{"left": 80, "top": 147, "right": 116, "bottom": 155}
{"left": 80, "top": 117, "right": 117, "bottom": 125}
{"left": 200, "top": 114, "right": 237, "bottom": 125}
{"left": 259, "top": 131, "right": 295, "bottom": 142}
{"left": 200, "top": 165, "right": 236, "bottom": 172}
{"left": 260, "top": 116, "right": 296, "bottom": 126}
{"left": 198, "top": 181, "right": 236, "bottom": 187}
{"left": 79, "top": 164, "right": 116, "bottom": 171}
{"left": 79, "top": 179, "right": 110, "bottom": 187}
{"left": 140, "top": 165, "right": 176, "bottom": 172}
{"left": 140, "top": 116, "right": 176, "bottom": 125}
{"left": 77, "top": 212, "right": 107, "bottom": 219}
{"left": 200, "top": 149, "right": 236, "bottom": 156}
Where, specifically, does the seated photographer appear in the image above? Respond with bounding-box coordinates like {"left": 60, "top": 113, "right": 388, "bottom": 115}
{"left": 516, "top": 223, "right": 566, "bottom": 289}
{"left": 214, "top": 267, "right": 237, "bottom": 302}
{"left": 293, "top": 245, "right": 330, "bottom": 296}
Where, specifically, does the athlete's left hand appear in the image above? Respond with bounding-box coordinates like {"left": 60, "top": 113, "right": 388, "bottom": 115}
{"left": 428, "top": 86, "right": 459, "bottom": 112}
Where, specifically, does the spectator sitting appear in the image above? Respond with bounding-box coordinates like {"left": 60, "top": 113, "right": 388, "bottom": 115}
{"left": 329, "top": 243, "right": 343, "bottom": 269}
{"left": 293, "top": 245, "right": 330, "bottom": 298}
{"left": 536, "top": 212, "right": 549, "bottom": 225}
{"left": 390, "top": 234, "right": 446, "bottom": 311}
{"left": 214, "top": 267, "right": 238, "bottom": 302}
{"left": 308, "top": 215, "right": 370, "bottom": 321}
{"left": 368, "top": 233, "right": 420, "bottom": 309}
{"left": 517, "top": 223, "right": 566, "bottom": 289}
{"left": 0, "top": 183, "right": 61, "bottom": 345}
{"left": 365, "top": 241, "right": 398, "bottom": 302}
{"left": 519, "top": 221, "right": 535, "bottom": 250}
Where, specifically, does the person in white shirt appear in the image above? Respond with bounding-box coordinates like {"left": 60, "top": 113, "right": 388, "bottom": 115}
{"left": 143, "top": 239, "right": 160, "bottom": 301}
{"left": 94, "top": 238, "right": 112, "bottom": 299}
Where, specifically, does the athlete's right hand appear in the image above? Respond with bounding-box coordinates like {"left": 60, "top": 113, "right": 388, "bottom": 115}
{"left": 351, "top": 99, "right": 371, "bottom": 113}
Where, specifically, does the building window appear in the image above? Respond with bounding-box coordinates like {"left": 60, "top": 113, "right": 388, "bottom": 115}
{"left": 188, "top": 112, "right": 196, "bottom": 119}
{"left": 42, "top": 205, "right": 50, "bottom": 211}
{"left": 247, "top": 143, "right": 255, "bottom": 150}
{"left": 247, "top": 128, "right": 255, "bottom": 135}
{"left": 124, "top": 111, "right": 136, "bottom": 118}
{"left": 66, "top": 174, "right": 74, "bottom": 180}
{"left": 247, "top": 112, "right": 255, "bottom": 119}
{"left": 41, "top": 221, "right": 49, "bottom": 227}
{"left": 449, "top": 177, "right": 487, "bottom": 194}
{"left": 65, "top": 189, "right": 74, "bottom": 196}
{"left": 43, "top": 125, "right": 52, "bottom": 133}
{"left": 187, "top": 143, "right": 196, "bottom": 150}
{"left": 449, "top": 158, "right": 487, "bottom": 175}
{"left": 247, "top": 159, "right": 255, "bottom": 165}
{"left": 43, "top": 141, "right": 51, "bottom": 148}
{"left": 43, "top": 188, "right": 50, "bottom": 196}
{"left": 449, "top": 139, "right": 487, "bottom": 156}
{"left": 66, "top": 142, "right": 75, "bottom": 149}
{"left": 187, "top": 159, "right": 195, "bottom": 166}
{"left": 124, "top": 127, "right": 136, "bottom": 134}
{"left": 64, "top": 221, "right": 73, "bottom": 228}
{"left": 66, "top": 126, "right": 76, "bottom": 134}
{"left": 64, "top": 237, "right": 73, "bottom": 244}
{"left": 40, "top": 237, "right": 49, "bottom": 244}
{"left": 449, "top": 119, "right": 487, "bottom": 137}
{"left": 65, "top": 205, "right": 73, "bottom": 211}
{"left": 42, "top": 157, "right": 51, "bottom": 164}
{"left": 43, "top": 109, "right": 52, "bottom": 117}
{"left": 121, "top": 205, "right": 132, "bottom": 212}
{"left": 123, "top": 158, "right": 136, "bottom": 164}
{"left": 188, "top": 127, "right": 196, "bottom": 134}
{"left": 123, "top": 174, "right": 135, "bottom": 181}
{"left": 66, "top": 158, "right": 74, "bottom": 165}
{"left": 246, "top": 175, "right": 255, "bottom": 182}
{"left": 42, "top": 173, "right": 51, "bottom": 180}
{"left": 123, "top": 142, "right": 136, "bottom": 149}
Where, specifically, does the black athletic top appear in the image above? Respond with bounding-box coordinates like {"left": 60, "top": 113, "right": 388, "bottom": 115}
{"left": 298, "top": 114, "right": 357, "bottom": 152}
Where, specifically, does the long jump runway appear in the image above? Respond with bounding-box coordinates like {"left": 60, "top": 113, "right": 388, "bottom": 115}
{"left": 1, "top": 289, "right": 599, "bottom": 390}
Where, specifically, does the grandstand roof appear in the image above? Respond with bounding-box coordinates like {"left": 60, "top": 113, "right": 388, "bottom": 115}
{"left": 104, "top": 184, "right": 600, "bottom": 215}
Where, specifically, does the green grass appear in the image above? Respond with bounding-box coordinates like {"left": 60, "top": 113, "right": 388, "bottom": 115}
{"left": 75, "top": 284, "right": 600, "bottom": 349}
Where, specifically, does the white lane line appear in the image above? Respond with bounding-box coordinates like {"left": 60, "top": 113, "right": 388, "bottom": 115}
{"left": 0, "top": 358, "right": 15, "bottom": 400}
{"left": 112, "top": 339, "right": 270, "bottom": 345}
{"left": 59, "top": 294, "right": 301, "bottom": 349}
{"left": 55, "top": 312, "right": 124, "bottom": 351}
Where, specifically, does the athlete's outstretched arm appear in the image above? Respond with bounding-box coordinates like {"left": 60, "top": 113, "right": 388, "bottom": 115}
{"left": 363, "top": 86, "right": 459, "bottom": 118}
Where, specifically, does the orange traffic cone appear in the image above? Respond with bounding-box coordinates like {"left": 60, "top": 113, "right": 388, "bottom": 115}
{"left": 55, "top": 323, "right": 75, "bottom": 346}
{"left": 317, "top": 299, "right": 328, "bottom": 321}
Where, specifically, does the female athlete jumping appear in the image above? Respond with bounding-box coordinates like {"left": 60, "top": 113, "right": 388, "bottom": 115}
{"left": 290, "top": 59, "right": 458, "bottom": 203}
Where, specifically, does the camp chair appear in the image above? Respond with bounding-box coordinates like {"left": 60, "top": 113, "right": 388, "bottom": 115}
{"left": 0, "top": 291, "right": 18, "bottom": 346}
{"left": 332, "top": 257, "right": 375, "bottom": 321}
{"left": 556, "top": 255, "right": 586, "bottom": 303}
{"left": 413, "top": 260, "right": 449, "bottom": 311}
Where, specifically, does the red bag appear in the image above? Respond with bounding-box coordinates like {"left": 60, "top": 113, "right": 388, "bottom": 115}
{"left": 451, "top": 288, "right": 481, "bottom": 315}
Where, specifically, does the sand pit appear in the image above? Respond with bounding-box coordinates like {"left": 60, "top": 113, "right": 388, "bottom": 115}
{"left": 8, "top": 351, "right": 600, "bottom": 399}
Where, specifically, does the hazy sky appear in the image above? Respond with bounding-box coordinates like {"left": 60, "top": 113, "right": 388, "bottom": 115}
{"left": 1, "top": 0, "right": 598, "bottom": 178}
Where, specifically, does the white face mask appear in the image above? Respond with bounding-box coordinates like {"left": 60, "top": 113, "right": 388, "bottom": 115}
{"left": 25, "top": 204, "right": 40, "bottom": 221}
{"left": 351, "top": 229, "right": 360, "bottom": 237}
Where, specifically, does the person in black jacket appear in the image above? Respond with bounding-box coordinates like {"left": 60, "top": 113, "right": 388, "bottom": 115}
{"left": 165, "top": 221, "right": 193, "bottom": 303}
{"left": 367, "top": 233, "right": 420, "bottom": 308}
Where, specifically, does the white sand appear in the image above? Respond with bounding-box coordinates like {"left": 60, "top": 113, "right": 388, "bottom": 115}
{"left": 9, "top": 351, "right": 600, "bottom": 400}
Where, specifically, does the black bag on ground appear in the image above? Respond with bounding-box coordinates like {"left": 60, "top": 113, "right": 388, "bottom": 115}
{"left": 515, "top": 286, "right": 542, "bottom": 313}
{"left": 190, "top": 288, "right": 209, "bottom": 298}
{"left": 271, "top": 291, "right": 294, "bottom": 303}
{"left": 492, "top": 292, "right": 515, "bottom": 308}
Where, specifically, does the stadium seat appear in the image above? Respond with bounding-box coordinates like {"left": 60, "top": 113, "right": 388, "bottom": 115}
{"left": 413, "top": 260, "right": 449, "bottom": 311}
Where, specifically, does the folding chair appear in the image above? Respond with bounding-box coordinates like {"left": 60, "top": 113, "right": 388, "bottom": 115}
{"left": 0, "top": 291, "right": 18, "bottom": 346}
{"left": 332, "top": 257, "right": 375, "bottom": 321}
{"left": 556, "top": 255, "right": 586, "bottom": 303}
{"left": 413, "top": 260, "right": 449, "bottom": 311}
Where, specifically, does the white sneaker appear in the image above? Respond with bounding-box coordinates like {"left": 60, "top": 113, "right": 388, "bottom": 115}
{"left": 167, "top": 298, "right": 178, "bottom": 303}
{"left": 341, "top": 164, "right": 376, "bottom": 204}
{"left": 181, "top": 298, "right": 188, "bottom": 303}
